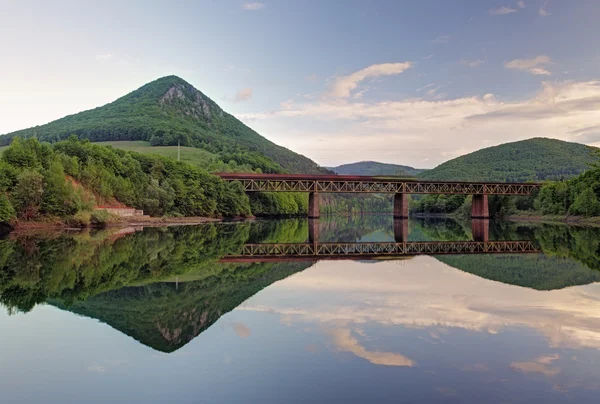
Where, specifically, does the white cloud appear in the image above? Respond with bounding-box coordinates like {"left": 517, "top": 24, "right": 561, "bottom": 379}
{"left": 328, "top": 62, "right": 413, "bottom": 99}
{"left": 505, "top": 55, "right": 552, "bottom": 75}
{"left": 95, "top": 53, "right": 113, "bottom": 61}
{"left": 238, "top": 79, "right": 600, "bottom": 167}
{"left": 431, "top": 35, "right": 450, "bottom": 44}
{"left": 517, "top": 1, "right": 526, "bottom": 8}
{"left": 234, "top": 87, "right": 253, "bottom": 102}
{"left": 243, "top": 2, "right": 265, "bottom": 11}
{"left": 489, "top": 6, "right": 518, "bottom": 15}
{"left": 539, "top": 1, "right": 550, "bottom": 16}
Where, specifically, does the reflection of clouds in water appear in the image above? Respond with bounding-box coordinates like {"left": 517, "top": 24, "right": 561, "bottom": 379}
{"left": 329, "top": 328, "right": 415, "bottom": 367}
{"left": 232, "top": 322, "right": 251, "bottom": 338}
{"left": 240, "top": 258, "right": 600, "bottom": 351}
{"left": 510, "top": 354, "right": 561, "bottom": 377}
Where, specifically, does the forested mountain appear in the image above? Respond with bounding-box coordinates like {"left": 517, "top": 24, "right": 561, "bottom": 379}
{"left": 329, "top": 161, "right": 425, "bottom": 177}
{"left": 0, "top": 76, "right": 327, "bottom": 174}
{"left": 419, "top": 138, "right": 596, "bottom": 182}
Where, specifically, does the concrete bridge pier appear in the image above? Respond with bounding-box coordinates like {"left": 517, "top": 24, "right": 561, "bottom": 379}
{"left": 471, "top": 194, "right": 489, "bottom": 219}
{"left": 472, "top": 219, "right": 490, "bottom": 242}
{"left": 308, "top": 218, "right": 319, "bottom": 244}
{"left": 393, "top": 193, "right": 409, "bottom": 219}
{"left": 308, "top": 192, "right": 320, "bottom": 218}
{"left": 393, "top": 219, "right": 409, "bottom": 243}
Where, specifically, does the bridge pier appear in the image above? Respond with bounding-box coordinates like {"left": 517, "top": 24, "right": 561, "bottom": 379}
{"left": 471, "top": 194, "right": 489, "bottom": 219}
{"left": 308, "top": 192, "right": 320, "bottom": 218}
{"left": 472, "top": 219, "right": 489, "bottom": 242}
{"left": 393, "top": 193, "right": 409, "bottom": 219}
{"left": 308, "top": 218, "right": 319, "bottom": 243}
{"left": 393, "top": 219, "right": 409, "bottom": 243}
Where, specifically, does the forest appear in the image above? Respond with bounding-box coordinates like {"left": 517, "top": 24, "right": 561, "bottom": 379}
{"left": 0, "top": 136, "right": 310, "bottom": 226}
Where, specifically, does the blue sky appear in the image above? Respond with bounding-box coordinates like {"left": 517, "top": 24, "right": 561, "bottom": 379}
{"left": 1, "top": 0, "right": 600, "bottom": 167}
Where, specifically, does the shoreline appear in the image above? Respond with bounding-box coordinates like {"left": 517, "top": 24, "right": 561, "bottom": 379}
{"left": 5, "top": 215, "right": 254, "bottom": 234}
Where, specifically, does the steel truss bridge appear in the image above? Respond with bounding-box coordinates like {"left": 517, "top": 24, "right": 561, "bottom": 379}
{"left": 220, "top": 240, "right": 541, "bottom": 262}
{"left": 217, "top": 173, "right": 541, "bottom": 195}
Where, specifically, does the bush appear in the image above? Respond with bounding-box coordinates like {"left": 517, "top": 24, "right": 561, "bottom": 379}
{"left": 90, "top": 210, "right": 113, "bottom": 226}
{"left": 0, "top": 193, "right": 15, "bottom": 224}
{"left": 68, "top": 211, "right": 91, "bottom": 227}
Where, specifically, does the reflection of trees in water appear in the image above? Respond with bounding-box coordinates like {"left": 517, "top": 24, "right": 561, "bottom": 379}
{"left": 0, "top": 224, "right": 251, "bottom": 313}
{"left": 2, "top": 217, "right": 600, "bottom": 350}
{"left": 50, "top": 260, "right": 312, "bottom": 353}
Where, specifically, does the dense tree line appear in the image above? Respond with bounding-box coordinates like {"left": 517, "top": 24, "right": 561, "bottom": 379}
{"left": 0, "top": 137, "right": 321, "bottom": 225}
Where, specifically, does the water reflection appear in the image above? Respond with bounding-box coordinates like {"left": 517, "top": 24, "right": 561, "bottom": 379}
{"left": 2, "top": 217, "right": 600, "bottom": 402}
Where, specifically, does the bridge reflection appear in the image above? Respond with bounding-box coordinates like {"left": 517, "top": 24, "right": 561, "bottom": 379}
{"left": 221, "top": 219, "right": 540, "bottom": 262}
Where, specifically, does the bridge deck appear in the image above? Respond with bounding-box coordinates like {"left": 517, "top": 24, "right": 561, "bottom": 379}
{"left": 217, "top": 173, "right": 540, "bottom": 195}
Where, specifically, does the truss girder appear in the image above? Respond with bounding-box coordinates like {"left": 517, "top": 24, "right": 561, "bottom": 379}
{"left": 233, "top": 241, "right": 540, "bottom": 258}
{"left": 229, "top": 179, "right": 539, "bottom": 195}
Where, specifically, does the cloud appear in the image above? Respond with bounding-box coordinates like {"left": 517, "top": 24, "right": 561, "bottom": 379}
{"left": 328, "top": 62, "right": 413, "bottom": 99}
{"left": 95, "top": 53, "right": 113, "bottom": 61}
{"left": 517, "top": 1, "right": 526, "bottom": 8}
{"left": 539, "top": 1, "right": 550, "bottom": 16}
{"left": 461, "top": 59, "right": 484, "bottom": 68}
{"left": 504, "top": 55, "right": 552, "bottom": 75}
{"left": 238, "top": 77, "right": 600, "bottom": 167}
{"left": 431, "top": 35, "right": 450, "bottom": 44}
{"left": 243, "top": 2, "right": 265, "bottom": 11}
{"left": 234, "top": 88, "right": 253, "bottom": 102}
{"left": 489, "top": 6, "right": 518, "bottom": 15}
{"left": 510, "top": 355, "right": 560, "bottom": 377}
{"left": 330, "top": 328, "right": 416, "bottom": 367}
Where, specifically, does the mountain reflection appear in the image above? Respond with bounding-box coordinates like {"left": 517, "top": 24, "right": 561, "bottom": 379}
{"left": 1, "top": 217, "right": 600, "bottom": 353}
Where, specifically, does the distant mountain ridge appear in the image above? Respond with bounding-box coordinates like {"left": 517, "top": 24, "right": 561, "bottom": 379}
{"left": 0, "top": 75, "right": 327, "bottom": 174}
{"left": 329, "top": 161, "right": 426, "bottom": 177}
{"left": 418, "top": 138, "right": 597, "bottom": 182}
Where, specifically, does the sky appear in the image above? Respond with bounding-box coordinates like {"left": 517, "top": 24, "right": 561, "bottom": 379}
{"left": 1, "top": 0, "right": 600, "bottom": 168}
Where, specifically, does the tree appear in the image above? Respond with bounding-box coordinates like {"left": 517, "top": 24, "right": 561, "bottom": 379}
{"left": 11, "top": 170, "right": 44, "bottom": 219}
{"left": 569, "top": 187, "right": 600, "bottom": 217}
{"left": 0, "top": 193, "right": 15, "bottom": 223}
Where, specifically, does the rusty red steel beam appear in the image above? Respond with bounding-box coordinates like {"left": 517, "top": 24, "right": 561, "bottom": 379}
{"left": 220, "top": 240, "right": 541, "bottom": 262}
{"left": 216, "top": 173, "right": 541, "bottom": 195}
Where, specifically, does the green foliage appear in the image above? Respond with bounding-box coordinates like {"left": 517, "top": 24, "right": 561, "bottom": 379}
{"left": 419, "top": 138, "right": 596, "bottom": 182}
{"left": 569, "top": 187, "right": 600, "bottom": 217}
{"left": 0, "top": 76, "right": 329, "bottom": 174}
{"left": 11, "top": 170, "right": 44, "bottom": 219}
{"left": 0, "top": 193, "right": 15, "bottom": 224}
{"left": 69, "top": 211, "right": 91, "bottom": 227}
{"left": 535, "top": 165, "right": 600, "bottom": 217}
{"left": 0, "top": 136, "right": 259, "bottom": 219}
{"left": 90, "top": 210, "right": 112, "bottom": 226}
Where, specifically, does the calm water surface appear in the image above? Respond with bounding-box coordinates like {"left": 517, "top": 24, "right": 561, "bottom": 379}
{"left": 1, "top": 217, "right": 600, "bottom": 403}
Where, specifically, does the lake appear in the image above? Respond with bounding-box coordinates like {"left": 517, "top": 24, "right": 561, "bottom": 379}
{"left": 1, "top": 217, "right": 600, "bottom": 403}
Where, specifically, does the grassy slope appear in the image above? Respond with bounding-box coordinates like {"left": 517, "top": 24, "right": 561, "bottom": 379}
{"left": 95, "top": 141, "right": 219, "bottom": 168}
{"left": 419, "top": 138, "right": 596, "bottom": 182}
{"left": 329, "top": 161, "right": 426, "bottom": 177}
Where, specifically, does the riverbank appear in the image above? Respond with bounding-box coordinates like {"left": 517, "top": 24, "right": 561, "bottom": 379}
{"left": 505, "top": 213, "right": 600, "bottom": 227}
{"left": 5, "top": 215, "right": 253, "bottom": 233}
